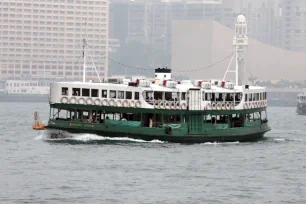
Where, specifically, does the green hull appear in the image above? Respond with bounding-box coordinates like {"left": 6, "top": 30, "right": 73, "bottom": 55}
{"left": 46, "top": 120, "right": 270, "bottom": 143}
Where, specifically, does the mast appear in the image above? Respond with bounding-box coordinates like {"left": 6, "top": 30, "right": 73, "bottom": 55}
{"left": 82, "top": 38, "right": 87, "bottom": 83}
{"left": 223, "top": 15, "right": 248, "bottom": 84}
{"left": 233, "top": 15, "right": 248, "bottom": 86}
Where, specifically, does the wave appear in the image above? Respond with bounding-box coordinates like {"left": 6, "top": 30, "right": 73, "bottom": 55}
{"left": 272, "top": 138, "right": 306, "bottom": 142}
{"left": 35, "top": 132, "right": 165, "bottom": 144}
{"left": 202, "top": 141, "right": 240, "bottom": 145}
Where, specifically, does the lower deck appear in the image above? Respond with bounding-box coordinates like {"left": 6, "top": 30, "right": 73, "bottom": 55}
{"left": 47, "top": 104, "right": 270, "bottom": 143}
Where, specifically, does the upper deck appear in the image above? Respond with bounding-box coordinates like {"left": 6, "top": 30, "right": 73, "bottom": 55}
{"left": 49, "top": 77, "right": 267, "bottom": 112}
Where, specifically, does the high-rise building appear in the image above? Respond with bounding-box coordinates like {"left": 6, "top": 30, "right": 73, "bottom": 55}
{"left": 0, "top": 0, "right": 109, "bottom": 81}
{"left": 280, "top": 0, "right": 306, "bottom": 52}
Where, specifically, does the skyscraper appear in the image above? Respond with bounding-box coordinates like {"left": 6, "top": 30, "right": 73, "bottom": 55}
{"left": 0, "top": 0, "right": 109, "bottom": 81}
{"left": 280, "top": 0, "right": 306, "bottom": 52}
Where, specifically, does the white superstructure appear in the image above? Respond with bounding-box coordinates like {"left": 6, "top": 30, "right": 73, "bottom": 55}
{"left": 49, "top": 68, "right": 267, "bottom": 111}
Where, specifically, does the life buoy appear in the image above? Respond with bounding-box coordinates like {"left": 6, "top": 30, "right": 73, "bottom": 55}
{"left": 171, "top": 102, "right": 176, "bottom": 110}
{"left": 130, "top": 100, "right": 135, "bottom": 108}
{"left": 226, "top": 102, "right": 230, "bottom": 110}
{"left": 117, "top": 100, "right": 122, "bottom": 107}
{"left": 211, "top": 102, "right": 216, "bottom": 109}
{"left": 61, "top": 97, "right": 68, "bottom": 104}
{"left": 166, "top": 126, "right": 172, "bottom": 135}
{"left": 154, "top": 100, "right": 160, "bottom": 109}
{"left": 230, "top": 103, "right": 235, "bottom": 110}
{"left": 102, "top": 99, "right": 108, "bottom": 106}
{"left": 123, "top": 100, "right": 129, "bottom": 108}
{"left": 94, "top": 99, "right": 100, "bottom": 106}
{"left": 181, "top": 103, "right": 187, "bottom": 110}
{"left": 78, "top": 98, "right": 85, "bottom": 105}
{"left": 165, "top": 101, "right": 171, "bottom": 109}
{"left": 69, "top": 97, "right": 76, "bottom": 104}
{"left": 217, "top": 102, "right": 222, "bottom": 110}
{"left": 109, "top": 99, "right": 116, "bottom": 107}
{"left": 159, "top": 101, "right": 165, "bottom": 109}
{"left": 221, "top": 102, "right": 226, "bottom": 110}
{"left": 135, "top": 101, "right": 141, "bottom": 108}
{"left": 86, "top": 98, "right": 93, "bottom": 105}
{"left": 176, "top": 102, "right": 181, "bottom": 110}
{"left": 207, "top": 103, "right": 211, "bottom": 110}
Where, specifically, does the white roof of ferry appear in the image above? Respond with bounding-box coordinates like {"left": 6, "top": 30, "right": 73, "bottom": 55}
{"left": 54, "top": 81, "right": 265, "bottom": 92}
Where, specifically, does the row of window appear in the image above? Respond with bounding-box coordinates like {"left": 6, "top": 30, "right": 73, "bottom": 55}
{"left": 62, "top": 87, "right": 140, "bottom": 100}
{"left": 245, "top": 92, "right": 267, "bottom": 101}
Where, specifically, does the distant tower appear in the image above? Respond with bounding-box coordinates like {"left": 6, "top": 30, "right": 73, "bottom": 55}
{"left": 233, "top": 15, "right": 248, "bottom": 85}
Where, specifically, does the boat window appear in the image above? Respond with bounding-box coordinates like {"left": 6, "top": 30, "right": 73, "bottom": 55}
{"left": 165, "top": 92, "right": 174, "bottom": 101}
{"left": 257, "top": 93, "right": 260, "bottom": 101}
{"left": 91, "top": 89, "right": 98, "bottom": 97}
{"left": 110, "top": 90, "right": 116, "bottom": 99}
{"left": 205, "top": 93, "right": 208, "bottom": 101}
{"left": 82, "top": 88, "right": 90, "bottom": 97}
{"left": 249, "top": 94, "right": 252, "bottom": 101}
{"left": 253, "top": 94, "right": 255, "bottom": 101}
{"left": 202, "top": 92, "right": 205, "bottom": 101}
{"left": 134, "top": 92, "right": 139, "bottom": 100}
{"left": 235, "top": 93, "right": 242, "bottom": 102}
{"left": 216, "top": 93, "right": 223, "bottom": 101}
{"left": 245, "top": 94, "right": 248, "bottom": 102}
{"left": 211, "top": 93, "right": 215, "bottom": 101}
{"left": 118, "top": 91, "right": 124, "bottom": 99}
{"left": 126, "top": 91, "right": 132, "bottom": 99}
{"left": 62, "top": 87, "right": 68, "bottom": 96}
{"left": 145, "top": 91, "right": 153, "bottom": 101}
{"left": 154, "top": 91, "right": 163, "bottom": 100}
{"left": 72, "top": 88, "right": 80, "bottom": 96}
{"left": 102, "top": 90, "right": 107, "bottom": 98}
{"left": 181, "top": 92, "right": 186, "bottom": 100}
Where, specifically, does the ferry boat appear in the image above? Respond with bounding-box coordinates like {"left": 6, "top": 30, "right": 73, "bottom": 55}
{"left": 296, "top": 93, "right": 306, "bottom": 115}
{"left": 45, "top": 15, "right": 271, "bottom": 143}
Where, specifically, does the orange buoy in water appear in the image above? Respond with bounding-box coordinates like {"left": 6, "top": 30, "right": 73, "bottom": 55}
{"left": 32, "top": 111, "right": 45, "bottom": 130}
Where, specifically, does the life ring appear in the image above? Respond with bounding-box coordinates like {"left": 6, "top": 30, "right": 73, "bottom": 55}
{"left": 117, "top": 100, "right": 122, "bottom": 107}
{"left": 207, "top": 103, "right": 211, "bottom": 110}
{"left": 86, "top": 98, "right": 93, "bottom": 105}
{"left": 217, "top": 102, "right": 222, "bottom": 110}
{"left": 61, "top": 97, "right": 68, "bottom": 104}
{"left": 230, "top": 103, "right": 235, "bottom": 110}
{"left": 78, "top": 98, "right": 85, "bottom": 105}
{"left": 226, "top": 102, "right": 230, "bottom": 110}
{"left": 166, "top": 126, "right": 172, "bottom": 135}
{"left": 123, "top": 100, "right": 129, "bottom": 108}
{"left": 165, "top": 101, "right": 171, "bottom": 109}
{"left": 109, "top": 99, "right": 116, "bottom": 107}
{"left": 69, "top": 97, "right": 76, "bottom": 104}
{"left": 102, "top": 99, "right": 108, "bottom": 106}
{"left": 221, "top": 102, "right": 226, "bottom": 110}
{"left": 211, "top": 102, "right": 216, "bottom": 110}
{"left": 181, "top": 103, "right": 187, "bottom": 110}
{"left": 130, "top": 100, "right": 135, "bottom": 108}
{"left": 159, "top": 101, "right": 165, "bottom": 109}
{"left": 171, "top": 102, "right": 176, "bottom": 109}
{"left": 94, "top": 99, "right": 100, "bottom": 106}
{"left": 135, "top": 101, "right": 141, "bottom": 108}
{"left": 154, "top": 100, "right": 160, "bottom": 109}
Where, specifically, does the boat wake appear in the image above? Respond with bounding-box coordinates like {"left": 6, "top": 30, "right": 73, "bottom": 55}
{"left": 272, "top": 138, "right": 306, "bottom": 142}
{"left": 201, "top": 141, "right": 240, "bottom": 145}
{"left": 35, "top": 132, "right": 165, "bottom": 144}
